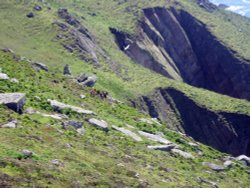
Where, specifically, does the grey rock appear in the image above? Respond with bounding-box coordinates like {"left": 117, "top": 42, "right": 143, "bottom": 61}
{"left": 64, "top": 143, "right": 72, "bottom": 148}
{"left": 62, "top": 120, "right": 83, "bottom": 129}
{"left": 77, "top": 74, "right": 97, "bottom": 87}
{"left": 188, "top": 142, "right": 199, "bottom": 148}
{"left": 0, "top": 93, "right": 26, "bottom": 113}
{"left": 63, "top": 64, "right": 71, "bottom": 75}
{"left": 223, "top": 160, "right": 234, "bottom": 167}
{"left": 198, "top": 177, "right": 218, "bottom": 188}
{"left": 76, "top": 127, "right": 85, "bottom": 135}
{"left": 51, "top": 159, "right": 61, "bottom": 166}
{"left": 47, "top": 99, "right": 94, "bottom": 115}
{"left": 0, "top": 73, "right": 9, "bottom": 80}
{"left": 147, "top": 144, "right": 176, "bottom": 152}
{"left": 235, "top": 155, "right": 250, "bottom": 166}
{"left": 88, "top": 118, "right": 108, "bottom": 131}
{"left": 171, "top": 149, "right": 195, "bottom": 159}
{"left": 112, "top": 125, "right": 142, "bottom": 141}
{"left": 138, "top": 131, "right": 171, "bottom": 144}
{"left": 38, "top": 112, "right": 68, "bottom": 120}
{"left": 26, "top": 12, "right": 34, "bottom": 18}
{"left": 1, "top": 120, "right": 17, "bottom": 128}
{"left": 80, "top": 94, "right": 86, "bottom": 99}
{"left": 24, "top": 107, "right": 36, "bottom": 114}
{"left": 10, "top": 78, "right": 19, "bottom": 83}
{"left": 34, "top": 62, "right": 48, "bottom": 72}
{"left": 22, "top": 149, "right": 33, "bottom": 158}
{"left": 34, "top": 5, "right": 42, "bottom": 11}
{"left": 2, "top": 48, "right": 14, "bottom": 53}
{"left": 202, "top": 162, "right": 226, "bottom": 172}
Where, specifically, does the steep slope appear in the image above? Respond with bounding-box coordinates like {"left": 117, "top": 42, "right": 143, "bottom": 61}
{"left": 0, "top": 0, "right": 250, "bottom": 186}
{"left": 133, "top": 87, "right": 250, "bottom": 156}
{"left": 111, "top": 6, "right": 250, "bottom": 100}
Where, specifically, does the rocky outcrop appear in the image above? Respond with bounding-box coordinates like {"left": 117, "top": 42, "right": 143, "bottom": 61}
{"left": 88, "top": 118, "right": 108, "bottom": 131}
{"left": 133, "top": 88, "right": 250, "bottom": 156}
{"left": 111, "top": 7, "right": 250, "bottom": 100}
{"left": 112, "top": 125, "right": 142, "bottom": 141}
{"left": 34, "top": 62, "right": 48, "bottom": 72}
{"left": 0, "top": 93, "right": 25, "bottom": 113}
{"left": 63, "top": 64, "right": 71, "bottom": 75}
{"left": 138, "top": 131, "right": 172, "bottom": 144}
{"left": 47, "top": 99, "right": 95, "bottom": 115}
{"left": 197, "top": 0, "right": 217, "bottom": 12}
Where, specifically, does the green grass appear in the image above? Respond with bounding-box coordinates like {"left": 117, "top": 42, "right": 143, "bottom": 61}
{"left": 0, "top": 0, "right": 250, "bottom": 187}
{"left": 0, "top": 50, "right": 249, "bottom": 187}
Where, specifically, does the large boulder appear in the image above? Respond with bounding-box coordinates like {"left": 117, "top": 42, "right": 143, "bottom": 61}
{"left": 147, "top": 144, "right": 176, "bottom": 152}
{"left": 112, "top": 125, "right": 142, "bottom": 141}
{"left": 1, "top": 120, "right": 18, "bottom": 129}
{"left": 47, "top": 99, "right": 95, "bottom": 115}
{"left": 77, "top": 74, "right": 97, "bottom": 87}
{"left": 88, "top": 118, "right": 108, "bottom": 131}
{"left": 171, "top": 149, "right": 195, "bottom": 159}
{"left": 62, "top": 120, "right": 83, "bottom": 129}
{"left": 63, "top": 64, "right": 71, "bottom": 75}
{"left": 0, "top": 93, "right": 26, "bottom": 113}
{"left": 235, "top": 155, "right": 250, "bottom": 166}
{"left": 202, "top": 162, "right": 226, "bottom": 172}
{"left": 0, "top": 73, "right": 9, "bottom": 80}
{"left": 138, "top": 131, "right": 171, "bottom": 144}
{"left": 34, "top": 62, "right": 48, "bottom": 72}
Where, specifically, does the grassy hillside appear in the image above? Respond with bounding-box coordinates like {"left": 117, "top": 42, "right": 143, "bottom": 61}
{"left": 0, "top": 51, "right": 249, "bottom": 187}
{"left": 0, "top": 0, "right": 250, "bottom": 187}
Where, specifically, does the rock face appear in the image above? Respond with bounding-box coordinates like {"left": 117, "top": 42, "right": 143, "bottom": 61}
{"left": 47, "top": 99, "right": 94, "bottom": 115}
{"left": 111, "top": 7, "right": 250, "bottom": 101}
{"left": 0, "top": 93, "right": 25, "bottom": 113}
{"left": 133, "top": 88, "right": 250, "bottom": 156}
{"left": 88, "top": 118, "right": 108, "bottom": 131}
{"left": 112, "top": 125, "right": 142, "bottom": 141}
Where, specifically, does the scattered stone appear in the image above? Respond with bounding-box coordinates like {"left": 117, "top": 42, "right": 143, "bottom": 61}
{"left": 26, "top": 12, "right": 34, "bottom": 18}
{"left": 1, "top": 48, "right": 14, "bottom": 53}
{"left": 22, "top": 149, "right": 33, "bottom": 158}
{"left": 51, "top": 159, "right": 61, "bottom": 166}
{"left": 0, "top": 73, "right": 9, "bottom": 80}
{"left": 125, "top": 124, "right": 135, "bottom": 129}
{"left": 171, "top": 149, "right": 195, "bottom": 159}
{"left": 77, "top": 75, "right": 97, "bottom": 87}
{"left": 139, "top": 118, "right": 153, "bottom": 124}
{"left": 107, "top": 96, "right": 123, "bottom": 104}
{"left": 197, "top": 177, "right": 219, "bottom": 188}
{"left": 188, "top": 142, "right": 199, "bottom": 148}
{"left": 147, "top": 144, "right": 176, "bottom": 152}
{"left": 235, "top": 155, "right": 250, "bottom": 166}
{"left": 10, "top": 78, "right": 19, "bottom": 83}
{"left": 63, "top": 64, "right": 71, "bottom": 75}
{"left": 62, "top": 120, "right": 83, "bottom": 129}
{"left": 76, "top": 127, "right": 85, "bottom": 135}
{"left": 138, "top": 131, "right": 171, "bottom": 144}
{"left": 88, "top": 118, "right": 108, "bottom": 131}
{"left": 151, "top": 118, "right": 162, "bottom": 126}
{"left": 1, "top": 120, "right": 17, "bottom": 128}
{"left": 38, "top": 112, "right": 68, "bottom": 120}
{"left": 0, "top": 93, "right": 26, "bottom": 113}
{"left": 223, "top": 160, "right": 234, "bottom": 167}
{"left": 112, "top": 125, "right": 142, "bottom": 141}
{"left": 64, "top": 143, "right": 72, "bottom": 148}
{"left": 34, "top": 5, "right": 42, "bottom": 11}
{"left": 34, "top": 62, "right": 48, "bottom": 72}
{"left": 202, "top": 162, "right": 226, "bottom": 172}
{"left": 47, "top": 99, "right": 95, "bottom": 115}
{"left": 80, "top": 94, "right": 86, "bottom": 99}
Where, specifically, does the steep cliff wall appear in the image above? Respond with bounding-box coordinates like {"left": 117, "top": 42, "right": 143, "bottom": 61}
{"left": 111, "top": 7, "right": 250, "bottom": 100}
{"left": 133, "top": 88, "right": 250, "bottom": 156}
